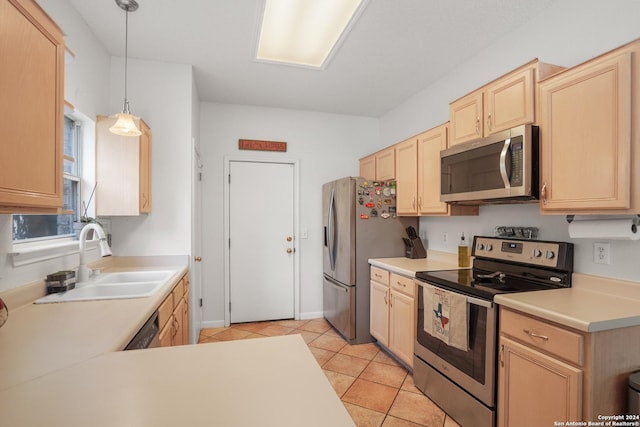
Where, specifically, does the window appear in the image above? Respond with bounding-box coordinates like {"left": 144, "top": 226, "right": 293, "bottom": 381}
{"left": 13, "top": 116, "right": 81, "bottom": 242}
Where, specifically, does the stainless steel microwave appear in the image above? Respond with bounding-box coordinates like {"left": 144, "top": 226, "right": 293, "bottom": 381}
{"left": 440, "top": 124, "right": 539, "bottom": 205}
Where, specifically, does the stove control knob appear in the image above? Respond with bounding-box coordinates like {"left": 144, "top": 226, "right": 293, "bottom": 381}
{"left": 476, "top": 243, "right": 485, "bottom": 251}
{"left": 486, "top": 243, "right": 493, "bottom": 251}
{"left": 545, "top": 250, "right": 555, "bottom": 260}
{"left": 532, "top": 248, "right": 542, "bottom": 258}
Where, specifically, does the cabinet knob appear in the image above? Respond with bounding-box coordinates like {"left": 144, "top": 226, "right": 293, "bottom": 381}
{"left": 194, "top": 256, "right": 202, "bottom": 262}
{"left": 286, "top": 236, "right": 293, "bottom": 242}
{"left": 286, "top": 248, "right": 293, "bottom": 254}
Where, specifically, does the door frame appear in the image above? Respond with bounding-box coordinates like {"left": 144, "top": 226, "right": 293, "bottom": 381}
{"left": 190, "top": 137, "right": 204, "bottom": 343}
{"left": 223, "top": 156, "right": 301, "bottom": 326}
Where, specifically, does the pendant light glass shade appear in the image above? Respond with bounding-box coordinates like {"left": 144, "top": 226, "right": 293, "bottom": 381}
{"left": 110, "top": 114, "right": 141, "bottom": 136}
{"left": 110, "top": 100, "right": 141, "bottom": 136}
{"left": 110, "top": 0, "right": 141, "bottom": 137}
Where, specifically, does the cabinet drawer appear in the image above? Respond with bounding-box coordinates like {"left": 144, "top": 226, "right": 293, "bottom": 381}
{"left": 390, "top": 273, "right": 414, "bottom": 297}
{"left": 501, "top": 309, "right": 584, "bottom": 366}
{"left": 370, "top": 266, "right": 389, "bottom": 286}
{"left": 158, "top": 293, "right": 174, "bottom": 328}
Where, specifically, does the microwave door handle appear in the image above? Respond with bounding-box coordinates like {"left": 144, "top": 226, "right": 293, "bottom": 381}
{"left": 499, "top": 138, "right": 511, "bottom": 189}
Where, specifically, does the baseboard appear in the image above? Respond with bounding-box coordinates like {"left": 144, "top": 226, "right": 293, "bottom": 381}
{"left": 300, "top": 311, "right": 323, "bottom": 320}
{"left": 200, "top": 312, "right": 323, "bottom": 330}
{"left": 200, "top": 319, "right": 225, "bottom": 329}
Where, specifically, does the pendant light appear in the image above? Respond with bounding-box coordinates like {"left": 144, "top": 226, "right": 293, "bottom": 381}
{"left": 110, "top": 0, "right": 141, "bottom": 137}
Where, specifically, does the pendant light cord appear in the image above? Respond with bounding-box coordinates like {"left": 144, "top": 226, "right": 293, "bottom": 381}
{"left": 123, "top": 9, "right": 129, "bottom": 113}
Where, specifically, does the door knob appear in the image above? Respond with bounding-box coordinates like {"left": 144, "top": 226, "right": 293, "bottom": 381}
{"left": 286, "top": 248, "right": 293, "bottom": 254}
{"left": 286, "top": 236, "right": 293, "bottom": 242}
{"left": 194, "top": 256, "right": 202, "bottom": 262}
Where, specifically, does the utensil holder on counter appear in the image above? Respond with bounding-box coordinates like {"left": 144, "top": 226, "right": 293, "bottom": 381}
{"left": 405, "top": 237, "right": 426, "bottom": 259}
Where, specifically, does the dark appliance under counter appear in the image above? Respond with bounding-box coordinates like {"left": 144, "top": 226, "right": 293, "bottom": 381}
{"left": 413, "top": 236, "right": 574, "bottom": 427}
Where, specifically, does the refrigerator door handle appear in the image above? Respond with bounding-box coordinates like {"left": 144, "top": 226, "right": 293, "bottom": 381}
{"left": 327, "top": 188, "right": 336, "bottom": 270}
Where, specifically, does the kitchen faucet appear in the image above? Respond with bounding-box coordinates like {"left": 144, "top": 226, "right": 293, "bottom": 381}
{"left": 77, "top": 223, "right": 112, "bottom": 282}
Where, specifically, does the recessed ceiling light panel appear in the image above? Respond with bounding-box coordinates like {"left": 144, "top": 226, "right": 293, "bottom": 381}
{"left": 256, "top": 0, "right": 368, "bottom": 69}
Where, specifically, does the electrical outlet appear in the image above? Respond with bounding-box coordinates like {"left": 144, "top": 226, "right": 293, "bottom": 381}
{"left": 594, "top": 242, "right": 610, "bottom": 265}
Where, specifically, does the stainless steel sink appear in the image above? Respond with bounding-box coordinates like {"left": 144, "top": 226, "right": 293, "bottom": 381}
{"left": 34, "top": 270, "right": 177, "bottom": 304}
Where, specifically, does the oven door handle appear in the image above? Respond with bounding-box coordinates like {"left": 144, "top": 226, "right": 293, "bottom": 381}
{"left": 466, "top": 295, "right": 493, "bottom": 309}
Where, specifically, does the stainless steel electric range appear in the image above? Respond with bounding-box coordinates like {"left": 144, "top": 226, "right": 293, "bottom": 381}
{"left": 413, "top": 236, "right": 574, "bottom": 427}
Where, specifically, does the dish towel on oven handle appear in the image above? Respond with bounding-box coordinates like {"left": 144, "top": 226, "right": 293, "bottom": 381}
{"left": 422, "top": 283, "right": 469, "bottom": 351}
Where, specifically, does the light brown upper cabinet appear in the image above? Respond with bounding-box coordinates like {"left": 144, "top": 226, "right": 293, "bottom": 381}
{"left": 449, "top": 60, "right": 564, "bottom": 147}
{"left": 359, "top": 146, "right": 395, "bottom": 180}
{"left": 396, "top": 123, "right": 478, "bottom": 217}
{"left": 96, "top": 116, "right": 152, "bottom": 216}
{"left": 0, "top": 0, "right": 65, "bottom": 213}
{"left": 538, "top": 40, "right": 639, "bottom": 214}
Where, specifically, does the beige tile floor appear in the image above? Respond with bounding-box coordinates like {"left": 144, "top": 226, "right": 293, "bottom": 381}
{"left": 198, "top": 317, "right": 461, "bottom": 427}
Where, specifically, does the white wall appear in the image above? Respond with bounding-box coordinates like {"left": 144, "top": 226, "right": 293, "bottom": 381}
{"left": 379, "top": 0, "right": 640, "bottom": 282}
{"left": 199, "top": 103, "right": 379, "bottom": 325}
{"left": 106, "top": 58, "right": 194, "bottom": 257}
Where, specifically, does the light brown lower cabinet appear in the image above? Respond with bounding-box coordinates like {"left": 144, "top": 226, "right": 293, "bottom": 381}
{"left": 369, "top": 266, "right": 414, "bottom": 368}
{"left": 158, "top": 273, "right": 190, "bottom": 346}
{"left": 498, "top": 307, "right": 640, "bottom": 426}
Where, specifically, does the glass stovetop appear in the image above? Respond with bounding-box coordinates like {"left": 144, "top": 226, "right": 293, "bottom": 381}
{"left": 415, "top": 268, "right": 561, "bottom": 301}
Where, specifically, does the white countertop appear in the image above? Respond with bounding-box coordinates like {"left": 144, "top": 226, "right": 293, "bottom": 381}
{"left": 0, "top": 335, "right": 354, "bottom": 427}
{"left": 0, "top": 256, "right": 355, "bottom": 426}
{"left": 0, "top": 257, "right": 188, "bottom": 391}
{"left": 369, "top": 250, "right": 462, "bottom": 277}
{"left": 495, "top": 273, "right": 640, "bottom": 332}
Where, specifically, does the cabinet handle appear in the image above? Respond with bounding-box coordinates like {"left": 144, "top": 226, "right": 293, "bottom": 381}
{"left": 523, "top": 329, "right": 549, "bottom": 341}
{"left": 396, "top": 281, "right": 406, "bottom": 287}
{"left": 500, "top": 344, "right": 504, "bottom": 367}
{"left": 418, "top": 196, "right": 422, "bottom": 210}
{"left": 476, "top": 117, "right": 480, "bottom": 135}
{"left": 541, "top": 184, "right": 547, "bottom": 205}
{"left": 412, "top": 197, "right": 416, "bottom": 209}
{"left": 487, "top": 114, "right": 492, "bottom": 131}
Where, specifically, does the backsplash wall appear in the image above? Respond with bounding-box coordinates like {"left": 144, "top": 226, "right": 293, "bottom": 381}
{"left": 419, "top": 205, "right": 640, "bottom": 282}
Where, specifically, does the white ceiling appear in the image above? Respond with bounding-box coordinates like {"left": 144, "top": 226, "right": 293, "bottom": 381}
{"left": 67, "top": 0, "right": 558, "bottom": 117}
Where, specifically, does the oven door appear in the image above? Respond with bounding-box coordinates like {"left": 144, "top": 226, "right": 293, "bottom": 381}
{"left": 415, "top": 280, "right": 497, "bottom": 407}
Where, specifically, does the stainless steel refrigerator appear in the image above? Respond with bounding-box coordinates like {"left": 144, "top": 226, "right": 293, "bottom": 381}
{"left": 322, "top": 177, "right": 418, "bottom": 344}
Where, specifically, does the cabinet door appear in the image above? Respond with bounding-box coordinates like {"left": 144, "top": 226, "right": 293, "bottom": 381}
{"left": 417, "top": 125, "right": 449, "bottom": 215}
{"left": 376, "top": 147, "right": 395, "bottom": 180}
{"left": 538, "top": 51, "right": 632, "bottom": 212}
{"left": 0, "top": 0, "right": 64, "bottom": 211}
{"left": 182, "top": 289, "right": 190, "bottom": 344}
{"left": 498, "top": 336, "right": 582, "bottom": 427}
{"left": 359, "top": 155, "right": 376, "bottom": 180}
{"left": 173, "top": 297, "right": 185, "bottom": 346}
{"left": 138, "top": 120, "right": 152, "bottom": 213}
{"left": 485, "top": 67, "right": 534, "bottom": 135}
{"left": 395, "top": 138, "right": 418, "bottom": 215}
{"left": 159, "top": 317, "right": 174, "bottom": 347}
{"left": 449, "top": 91, "right": 483, "bottom": 146}
{"left": 389, "top": 290, "right": 414, "bottom": 368}
{"left": 370, "top": 281, "right": 389, "bottom": 346}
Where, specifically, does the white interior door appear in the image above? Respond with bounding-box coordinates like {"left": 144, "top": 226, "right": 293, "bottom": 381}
{"left": 228, "top": 161, "right": 295, "bottom": 323}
